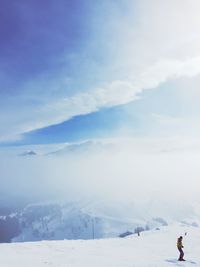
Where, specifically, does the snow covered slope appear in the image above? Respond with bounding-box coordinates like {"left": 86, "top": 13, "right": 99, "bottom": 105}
{"left": 0, "top": 223, "right": 199, "bottom": 267}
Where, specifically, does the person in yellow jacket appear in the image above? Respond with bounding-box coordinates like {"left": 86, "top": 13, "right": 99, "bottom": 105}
{"left": 177, "top": 236, "right": 185, "bottom": 261}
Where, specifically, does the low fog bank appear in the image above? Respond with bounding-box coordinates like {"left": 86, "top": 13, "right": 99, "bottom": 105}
{"left": 0, "top": 138, "right": 200, "bottom": 221}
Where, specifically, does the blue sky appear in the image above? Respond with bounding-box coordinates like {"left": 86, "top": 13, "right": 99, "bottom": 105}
{"left": 1, "top": 0, "right": 200, "bottom": 145}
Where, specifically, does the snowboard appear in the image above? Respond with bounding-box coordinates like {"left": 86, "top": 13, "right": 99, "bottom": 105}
{"left": 165, "top": 258, "right": 196, "bottom": 265}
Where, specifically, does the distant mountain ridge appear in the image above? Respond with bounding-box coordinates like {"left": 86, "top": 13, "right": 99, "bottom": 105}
{"left": 0, "top": 201, "right": 171, "bottom": 243}
{"left": 46, "top": 140, "right": 117, "bottom": 156}
{"left": 18, "top": 150, "right": 37, "bottom": 156}
{"left": 17, "top": 140, "right": 117, "bottom": 158}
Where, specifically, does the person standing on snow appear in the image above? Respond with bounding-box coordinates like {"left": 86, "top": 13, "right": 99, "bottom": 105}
{"left": 177, "top": 236, "right": 185, "bottom": 261}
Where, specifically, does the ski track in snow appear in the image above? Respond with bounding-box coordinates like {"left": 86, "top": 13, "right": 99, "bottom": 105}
{"left": 0, "top": 224, "right": 199, "bottom": 267}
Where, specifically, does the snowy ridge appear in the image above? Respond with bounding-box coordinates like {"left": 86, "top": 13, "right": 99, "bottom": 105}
{"left": 18, "top": 150, "right": 37, "bottom": 156}
{"left": 0, "top": 201, "right": 172, "bottom": 242}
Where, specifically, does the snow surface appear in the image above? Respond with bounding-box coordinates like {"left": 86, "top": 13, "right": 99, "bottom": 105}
{"left": 0, "top": 223, "right": 199, "bottom": 267}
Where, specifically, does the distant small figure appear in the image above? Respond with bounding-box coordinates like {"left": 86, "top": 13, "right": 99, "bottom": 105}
{"left": 177, "top": 236, "right": 185, "bottom": 261}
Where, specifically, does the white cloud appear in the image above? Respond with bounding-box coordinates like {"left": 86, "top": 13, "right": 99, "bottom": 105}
{"left": 9, "top": 54, "right": 200, "bottom": 137}
{"left": 33, "top": 56, "right": 200, "bottom": 129}
{"left": 2, "top": 0, "right": 200, "bottom": 140}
